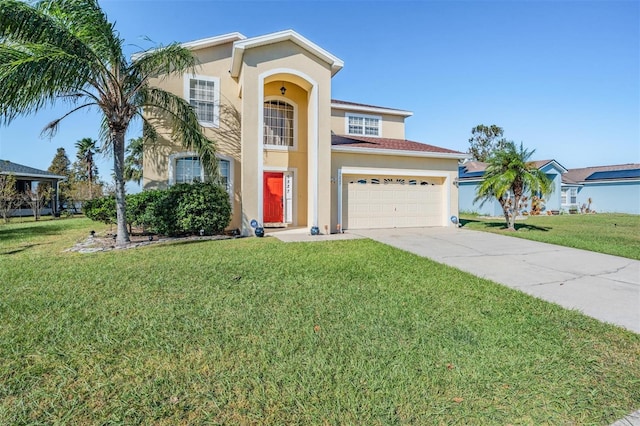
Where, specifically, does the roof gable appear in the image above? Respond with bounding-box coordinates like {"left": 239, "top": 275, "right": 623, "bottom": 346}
{"left": 131, "top": 32, "right": 246, "bottom": 61}
{"left": 230, "top": 30, "right": 344, "bottom": 78}
{"left": 533, "top": 160, "right": 568, "bottom": 174}
{"left": 180, "top": 32, "right": 246, "bottom": 51}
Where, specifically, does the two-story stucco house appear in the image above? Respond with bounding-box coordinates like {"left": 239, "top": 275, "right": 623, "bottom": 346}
{"left": 143, "top": 30, "right": 467, "bottom": 235}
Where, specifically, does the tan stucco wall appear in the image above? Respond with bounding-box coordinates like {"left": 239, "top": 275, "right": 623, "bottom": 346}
{"left": 330, "top": 152, "right": 460, "bottom": 231}
{"left": 238, "top": 40, "right": 333, "bottom": 233}
{"left": 142, "top": 40, "right": 245, "bottom": 230}
{"left": 330, "top": 109, "right": 406, "bottom": 139}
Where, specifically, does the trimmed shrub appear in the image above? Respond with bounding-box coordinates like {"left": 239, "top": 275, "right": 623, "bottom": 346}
{"left": 84, "top": 183, "right": 231, "bottom": 236}
{"left": 83, "top": 195, "right": 116, "bottom": 224}
{"left": 175, "top": 182, "right": 231, "bottom": 235}
{"left": 126, "top": 190, "right": 164, "bottom": 231}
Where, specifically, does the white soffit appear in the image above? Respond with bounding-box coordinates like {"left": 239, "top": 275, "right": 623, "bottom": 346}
{"left": 230, "top": 30, "right": 345, "bottom": 78}
{"left": 132, "top": 32, "right": 246, "bottom": 61}
{"left": 181, "top": 32, "right": 247, "bottom": 50}
{"left": 331, "top": 102, "right": 413, "bottom": 118}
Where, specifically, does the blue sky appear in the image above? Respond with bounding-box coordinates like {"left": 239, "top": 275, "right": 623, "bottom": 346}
{"left": 0, "top": 0, "right": 638, "bottom": 185}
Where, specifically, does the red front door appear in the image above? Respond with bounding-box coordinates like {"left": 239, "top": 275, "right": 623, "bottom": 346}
{"left": 263, "top": 172, "right": 283, "bottom": 223}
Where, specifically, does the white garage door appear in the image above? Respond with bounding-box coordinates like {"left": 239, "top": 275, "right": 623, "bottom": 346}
{"left": 344, "top": 176, "right": 444, "bottom": 229}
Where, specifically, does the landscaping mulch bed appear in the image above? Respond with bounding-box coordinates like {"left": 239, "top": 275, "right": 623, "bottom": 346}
{"left": 66, "top": 232, "right": 234, "bottom": 253}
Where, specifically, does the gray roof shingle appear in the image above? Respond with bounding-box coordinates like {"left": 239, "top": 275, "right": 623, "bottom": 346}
{"left": 0, "top": 160, "right": 66, "bottom": 179}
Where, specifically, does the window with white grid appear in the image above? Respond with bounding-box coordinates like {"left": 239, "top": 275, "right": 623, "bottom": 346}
{"left": 346, "top": 113, "right": 380, "bottom": 137}
{"left": 184, "top": 75, "right": 219, "bottom": 127}
{"left": 264, "top": 100, "right": 294, "bottom": 147}
{"left": 175, "top": 156, "right": 202, "bottom": 184}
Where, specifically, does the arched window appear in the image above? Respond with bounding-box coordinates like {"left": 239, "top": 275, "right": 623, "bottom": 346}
{"left": 264, "top": 100, "right": 294, "bottom": 147}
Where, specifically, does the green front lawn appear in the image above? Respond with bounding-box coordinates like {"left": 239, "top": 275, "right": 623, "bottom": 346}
{"left": 460, "top": 213, "right": 640, "bottom": 260}
{"left": 1, "top": 218, "right": 639, "bottom": 424}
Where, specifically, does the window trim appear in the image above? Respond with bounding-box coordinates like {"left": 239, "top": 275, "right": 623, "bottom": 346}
{"left": 168, "top": 152, "right": 205, "bottom": 185}
{"left": 345, "top": 112, "right": 382, "bottom": 137}
{"left": 263, "top": 96, "right": 298, "bottom": 151}
{"left": 561, "top": 187, "right": 578, "bottom": 206}
{"left": 217, "top": 153, "right": 235, "bottom": 211}
{"left": 184, "top": 74, "right": 220, "bottom": 128}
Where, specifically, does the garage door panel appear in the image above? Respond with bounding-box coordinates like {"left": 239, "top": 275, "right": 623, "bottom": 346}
{"left": 345, "top": 175, "right": 444, "bottom": 230}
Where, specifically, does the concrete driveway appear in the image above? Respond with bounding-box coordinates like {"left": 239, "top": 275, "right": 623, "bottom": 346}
{"left": 354, "top": 227, "right": 640, "bottom": 334}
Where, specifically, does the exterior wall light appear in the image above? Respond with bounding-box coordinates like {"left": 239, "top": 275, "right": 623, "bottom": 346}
{"left": 280, "top": 83, "right": 286, "bottom": 96}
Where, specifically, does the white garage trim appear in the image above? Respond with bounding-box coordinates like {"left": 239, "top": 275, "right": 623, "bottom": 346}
{"left": 338, "top": 166, "right": 452, "bottom": 229}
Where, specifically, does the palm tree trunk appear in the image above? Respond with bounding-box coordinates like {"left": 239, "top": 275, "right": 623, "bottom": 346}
{"left": 499, "top": 198, "right": 510, "bottom": 229}
{"left": 113, "top": 131, "right": 130, "bottom": 246}
{"left": 508, "top": 195, "right": 519, "bottom": 231}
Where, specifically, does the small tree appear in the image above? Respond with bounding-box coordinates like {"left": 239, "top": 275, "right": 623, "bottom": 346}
{"left": 468, "top": 124, "right": 508, "bottom": 162}
{"left": 475, "top": 142, "right": 553, "bottom": 230}
{"left": 47, "top": 147, "right": 72, "bottom": 210}
{"left": 73, "top": 137, "right": 100, "bottom": 199}
{"left": 22, "top": 182, "right": 51, "bottom": 220}
{"left": 0, "top": 173, "right": 19, "bottom": 223}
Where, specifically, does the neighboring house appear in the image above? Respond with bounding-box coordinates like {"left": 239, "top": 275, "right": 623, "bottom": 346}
{"left": 561, "top": 164, "right": 640, "bottom": 214}
{"left": 0, "top": 159, "right": 65, "bottom": 216}
{"left": 143, "top": 30, "right": 468, "bottom": 235}
{"left": 458, "top": 160, "right": 567, "bottom": 216}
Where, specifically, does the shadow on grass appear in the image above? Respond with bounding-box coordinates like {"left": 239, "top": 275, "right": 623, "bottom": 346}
{"left": 0, "top": 242, "right": 52, "bottom": 256}
{"left": 0, "top": 222, "right": 71, "bottom": 242}
{"left": 145, "top": 237, "right": 234, "bottom": 250}
{"left": 460, "top": 218, "right": 552, "bottom": 232}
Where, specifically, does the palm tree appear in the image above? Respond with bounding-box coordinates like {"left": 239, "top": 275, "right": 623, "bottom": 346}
{"left": 75, "top": 137, "right": 98, "bottom": 198}
{"left": 123, "top": 137, "right": 143, "bottom": 185}
{"left": 0, "top": 0, "right": 216, "bottom": 246}
{"left": 474, "top": 141, "right": 553, "bottom": 231}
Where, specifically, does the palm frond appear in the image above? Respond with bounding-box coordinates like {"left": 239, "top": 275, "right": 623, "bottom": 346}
{"left": 141, "top": 87, "right": 218, "bottom": 178}
{"left": 41, "top": 101, "right": 96, "bottom": 138}
{"left": 140, "top": 115, "right": 159, "bottom": 144}
{"left": 0, "top": 43, "right": 95, "bottom": 123}
{"left": 36, "top": 0, "right": 123, "bottom": 66}
{"left": 130, "top": 42, "right": 197, "bottom": 82}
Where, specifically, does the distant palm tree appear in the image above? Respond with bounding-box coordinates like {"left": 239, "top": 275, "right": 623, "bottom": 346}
{"left": 124, "top": 137, "right": 143, "bottom": 185}
{"left": 75, "top": 137, "right": 98, "bottom": 197}
{"left": 0, "top": 0, "right": 216, "bottom": 246}
{"left": 475, "top": 142, "right": 553, "bottom": 230}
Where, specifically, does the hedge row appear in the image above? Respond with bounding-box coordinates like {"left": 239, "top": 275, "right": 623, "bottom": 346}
{"left": 83, "top": 182, "right": 231, "bottom": 236}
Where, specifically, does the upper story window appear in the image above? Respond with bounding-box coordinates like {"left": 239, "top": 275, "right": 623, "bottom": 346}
{"left": 184, "top": 74, "right": 220, "bottom": 127}
{"left": 346, "top": 113, "right": 381, "bottom": 137}
{"left": 264, "top": 99, "right": 295, "bottom": 147}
